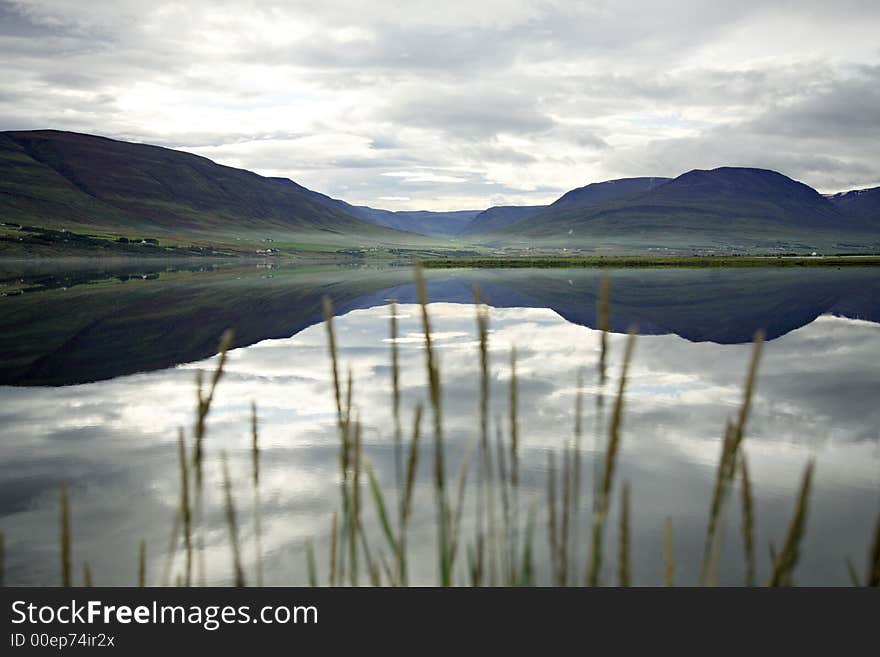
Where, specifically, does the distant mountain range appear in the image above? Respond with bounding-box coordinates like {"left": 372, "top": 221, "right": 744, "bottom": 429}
{"left": 1, "top": 130, "right": 878, "bottom": 253}
{"left": 463, "top": 169, "right": 879, "bottom": 252}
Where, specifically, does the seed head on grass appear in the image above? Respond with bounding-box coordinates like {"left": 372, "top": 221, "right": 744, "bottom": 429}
{"left": 83, "top": 562, "right": 92, "bottom": 587}
{"left": 768, "top": 460, "right": 815, "bottom": 587}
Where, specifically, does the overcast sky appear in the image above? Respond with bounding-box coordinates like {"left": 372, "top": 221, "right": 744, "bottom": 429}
{"left": 2, "top": 1, "right": 879, "bottom": 210}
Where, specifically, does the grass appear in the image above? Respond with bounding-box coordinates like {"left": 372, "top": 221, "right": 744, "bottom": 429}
{"left": 421, "top": 255, "right": 880, "bottom": 269}
{"left": 3, "top": 265, "right": 879, "bottom": 589}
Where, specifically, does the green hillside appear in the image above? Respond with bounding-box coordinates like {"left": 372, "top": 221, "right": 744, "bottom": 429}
{"left": 476, "top": 168, "right": 880, "bottom": 253}
{"left": 0, "top": 130, "right": 427, "bottom": 252}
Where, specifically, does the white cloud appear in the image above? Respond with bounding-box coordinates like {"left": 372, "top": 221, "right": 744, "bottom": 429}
{"left": 1, "top": 0, "right": 879, "bottom": 208}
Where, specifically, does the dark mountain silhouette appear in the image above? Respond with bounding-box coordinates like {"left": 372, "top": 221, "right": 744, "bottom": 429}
{"left": 0, "top": 130, "right": 407, "bottom": 241}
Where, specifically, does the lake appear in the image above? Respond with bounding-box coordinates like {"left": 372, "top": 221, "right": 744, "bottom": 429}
{"left": 1, "top": 262, "right": 878, "bottom": 586}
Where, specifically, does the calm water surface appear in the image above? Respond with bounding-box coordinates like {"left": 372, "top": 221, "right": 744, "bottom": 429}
{"left": 1, "top": 264, "right": 878, "bottom": 585}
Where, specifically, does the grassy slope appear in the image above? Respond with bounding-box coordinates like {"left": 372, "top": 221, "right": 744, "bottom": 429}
{"left": 0, "top": 130, "right": 452, "bottom": 254}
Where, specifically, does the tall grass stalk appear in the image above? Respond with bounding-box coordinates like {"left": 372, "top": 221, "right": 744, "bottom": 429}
{"left": 868, "top": 510, "right": 880, "bottom": 587}
{"left": 664, "top": 517, "right": 675, "bottom": 586}
{"left": 508, "top": 348, "right": 520, "bottom": 585}
{"left": 221, "top": 452, "right": 246, "bottom": 587}
{"left": 177, "top": 428, "right": 192, "bottom": 586}
{"left": 473, "top": 286, "right": 495, "bottom": 586}
{"left": 586, "top": 327, "right": 637, "bottom": 586}
{"left": 398, "top": 403, "right": 423, "bottom": 586}
{"left": 138, "top": 539, "right": 146, "bottom": 587}
{"left": 449, "top": 439, "right": 476, "bottom": 571}
{"left": 390, "top": 299, "right": 403, "bottom": 528}
{"left": 495, "top": 418, "right": 511, "bottom": 583}
{"left": 547, "top": 451, "right": 559, "bottom": 584}
{"left": 306, "top": 539, "right": 317, "bottom": 587}
{"left": 569, "top": 369, "right": 584, "bottom": 585}
{"left": 739, "top": 452, "right": 756, "bottom": 586}
{"left": 329, "top": 511, "right": 338, "bottom": 587}
{"left": 618, "top": 481, "right": 631, "bottom": 587}
{"left": 323, "top": 297, "right": 354, "bottom": 587}
{"left": 83, "top": 562, "right": 92, "bottom": 587}
{"left": 251, "top": 402, "right": 263, "bottom": 588}
{"left": 192, "top": 329, "right": 234, "bottom": 586}
{"left": 768, "top": 461, "right": 814, "bottom": 587}
{"left": 0, "top": 530, "right": 4, "bottom": 588}
{"left": 60, "top": 482, "right": 71, "bottom": 587}
{"left": 414, "top": 262, "right": 451, "bottom": 585}
{"left": 594, "top": 274, "right": 611, "bottom": 513}
{"left": 160, "top": 508, "right": 181, "bottom": 588}
{"left": 700, "top": 331, "right": 764, "bottom": 586}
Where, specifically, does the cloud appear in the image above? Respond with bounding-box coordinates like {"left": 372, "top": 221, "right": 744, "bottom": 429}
{"left": 1, "top": 0, "right": 879, "bottom": 207}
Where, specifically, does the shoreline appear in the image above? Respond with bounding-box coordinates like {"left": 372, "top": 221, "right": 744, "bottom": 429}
{"left": 420, "top": 255, "right": 880, "bottom": 269}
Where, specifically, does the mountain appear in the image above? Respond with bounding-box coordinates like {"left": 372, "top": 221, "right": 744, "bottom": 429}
{"left": 342, "top": 206, "right": 479, "bottom": 236}
{"left": 827, "top": 186, "right": 880, "bottom": 222}
{"left": 0, "top": 130, "right": 411, "bottom": 245}
{"left": 461, "top": 177, "right": 670, "bottom": 235}
{"left": 459, "top": 205, "right": 547, "bottom": 234}
{"left": 486, "top": 167, "right": 878, "bottom": 252}
{"left": 549, "top": 176, "right": 671, "bottom": 210}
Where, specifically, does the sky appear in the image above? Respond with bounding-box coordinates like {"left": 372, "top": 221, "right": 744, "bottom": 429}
{"left": 1, "top": 0, "right": 879, "bottom": 211}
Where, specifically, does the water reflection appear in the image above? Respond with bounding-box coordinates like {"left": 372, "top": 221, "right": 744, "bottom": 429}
{"left": 1, "top": 298, "right": 878, "bottom": 585}
{"left": 3, "top": 266, "right": 880, "bottom": 385}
